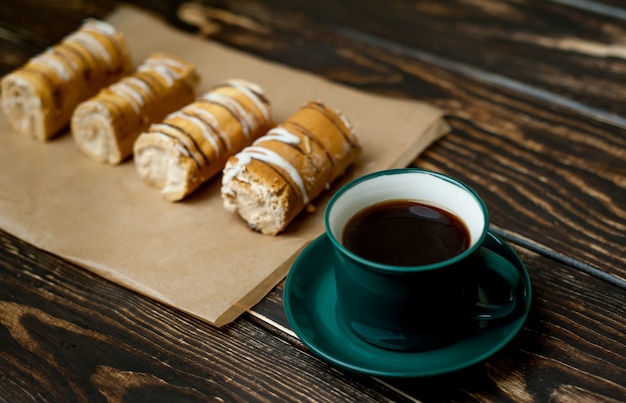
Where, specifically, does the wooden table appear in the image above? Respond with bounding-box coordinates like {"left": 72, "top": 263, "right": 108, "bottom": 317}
{"left": 1, "top": 1, "right": 625, "bottom": 401}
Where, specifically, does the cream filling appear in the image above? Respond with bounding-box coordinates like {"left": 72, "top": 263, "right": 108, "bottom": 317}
{"left": 222, "top": 170, "right": 286, "bottom": 235}
{"left": 72, "top": 105, "right": 117, "bottom": 163}
{"left": 2, "top": 76, "right": 44, "bottom": 139}
{"left": 135, "top": 136, "right": 190, "bottom": 201}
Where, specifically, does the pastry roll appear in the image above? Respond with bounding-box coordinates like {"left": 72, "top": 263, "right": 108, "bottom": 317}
{"left": 133, "top": 79, "right": 273, "bottom": 201}
{"left": 1, "top": 19, "right": 131, "bottom": 141}
{"left": 221, "top": 101, "right": 361, "bottom": 235}
{"left": 71, "top": 53, "right": 199, "bottom": 164}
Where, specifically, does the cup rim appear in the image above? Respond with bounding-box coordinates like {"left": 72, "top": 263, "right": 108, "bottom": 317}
{"left": 324, "top": 168, "right": 489, "bottom": 273}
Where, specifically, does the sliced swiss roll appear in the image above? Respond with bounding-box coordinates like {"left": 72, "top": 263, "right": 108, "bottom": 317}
{"left": 133, "top": 79, "right": 273, "bottom": 201}
{"left": 1, "top": 19, "right": 132, "bottom": 141}
{"left": 221, "top": 101, "right": 361, "bottom": 235}
{"left": 71, "top": 53, "right": 199, "bottom": 164}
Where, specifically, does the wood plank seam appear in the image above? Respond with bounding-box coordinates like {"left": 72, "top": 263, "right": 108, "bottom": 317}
{"left": 245, "top": 311, "right": 422, "bottom": 402}
{"left": 549, "top": 0, "right": 626, "bottom": 21}
{"left": 333, "top": 26, "right": 626, "bottom": 130}
{"left": 491, "top": 225, "right": 626, "bottom": 290}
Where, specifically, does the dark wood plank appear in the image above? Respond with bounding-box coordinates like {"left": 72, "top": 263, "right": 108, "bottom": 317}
{"left": 0, "top": 229, "right": 413, "bottom": 402}
{"left": 551, "top": 0, "right": 626, "bottom": 19}
{"left": 166, "top": 1, "right": 626, "bottom": 280}
{"left": 0, "top": 1, "right": 625, "bottom": 401}
{"left": 1, "top": 1, "right": 623, "bottom": 280}
{"left": 251, "top": 241, "right": 626, "bottom": 402}
{"left": 184, "top": 0, "right": 626, "bottom": 120}
{"left": 3, "top": 212, "right": 624, "bottom": 402}
{"left": 0, "top": 1, "right": 183, "bottom": 75}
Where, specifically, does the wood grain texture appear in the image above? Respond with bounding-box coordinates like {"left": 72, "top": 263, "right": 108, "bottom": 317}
{"left": 168, "top": 0, "right": 626, "bottom": 279}
{"left": 0, "top": 229, "right": 411, "bottom": 402}
{"left": 179, "top": 0, "right": 626, "bottom": 118}
{"left": 2, "top": 225, "right": 625, "bottom": 401}
{"left": 1, "top": 0, "right": 625, "bottom": 401}
{"left": 251, "top": 246, "right": 626, "bottom": 402}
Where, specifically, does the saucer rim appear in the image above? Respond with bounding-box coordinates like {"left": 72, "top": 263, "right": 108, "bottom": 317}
{"left": 283, "top": 231, "right": 532, "bottom": 378}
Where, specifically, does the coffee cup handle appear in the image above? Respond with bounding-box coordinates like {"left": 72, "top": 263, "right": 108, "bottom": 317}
{"left": 470, "top": 246, "right": 525, "bottom": 322}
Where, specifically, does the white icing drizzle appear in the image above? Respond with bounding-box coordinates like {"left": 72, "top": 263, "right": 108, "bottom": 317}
{"left": 235, "top": 79, "right": 264, "bottom": 95}
{"left": 82, "top": 19, "right": 127, "bottom": 60}
{"left": 31, "top": 51, "right": 72, "bottom": 81}
{"left": 151, "top": 57, "right": 190, "bottom": 70}
{"left": 227, "top": 146, "right": 309, "bottom": 203}
{"left": 82, "top": 19, "right": 117, "bottom": 37}
{"left": 222, "top": 80, "right": 270, "bottom": 123}
{"left": 338, "top": 112, "right": 357, "bottom": 141}
{"left": 151, "top": 123, "right": 202, "bottom": 166}
{"left": 110, "top": 80, "right": 145, "bottom": 113}
{"left": 201, "top": 92, "right": 254, "bottom": 139}
{"left": 138, "top": 62, "right": 179, "bottom": 87}
{"left": 155, "top": 132, "right": 191, "bottom": 158}
{"left": 55, "top": 47, "right": 80, "bottom": 71}
{"left": 253, "top": 127, "right": 300, "bottom": 146}
{"left": 184, "top": 105, "right": 232, "bottom": 151}
{"left": 168, "top": 111, "right": 221, "bottom": 158}
{"left": 66, "top": 30, "right": 113, "bottom": 69}
{"left": 125, "top": 76, "right": 152, "bottom": 95}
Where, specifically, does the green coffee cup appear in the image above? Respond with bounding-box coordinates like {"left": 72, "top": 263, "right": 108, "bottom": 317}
{"left": 325, "top": 168, "right": 526, "bottom": 351}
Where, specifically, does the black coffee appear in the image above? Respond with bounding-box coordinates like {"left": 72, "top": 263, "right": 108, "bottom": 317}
{"left": 342, "top": 200, "right": 470, "bottom": 266}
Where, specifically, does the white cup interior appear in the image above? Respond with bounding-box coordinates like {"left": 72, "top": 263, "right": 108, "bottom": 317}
{"left": 327, "top": 171, "right": 486, "bottom": 249}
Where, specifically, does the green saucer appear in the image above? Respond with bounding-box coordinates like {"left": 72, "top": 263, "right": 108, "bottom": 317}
{"left": 283, "top": 232, "right": 532, "bottom": 378}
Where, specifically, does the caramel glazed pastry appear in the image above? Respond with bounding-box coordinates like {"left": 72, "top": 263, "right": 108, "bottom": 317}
{"left": 133, "top": 79, "right": 273, "bottom": 201}
{"left": 71, "top": 53, "right": 199, "bottom": 164}
{"left": 1, "top": 19, "right": 131, "bottom": 141}
{"left": 221, "top": 101, "right": 361, "bottom": 235}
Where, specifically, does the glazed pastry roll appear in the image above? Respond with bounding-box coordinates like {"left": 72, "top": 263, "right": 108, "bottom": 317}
{"left": 221, "top": 101, "right": 361, "bottom": 235}
{"left": 133, "top": 79, "right": 273, "bottom": 201}
{"left": 71, "top": 53, "right": 199, "bottom": 164}
{"left": 1, "top": 19, "right": 131, "bottom": 141}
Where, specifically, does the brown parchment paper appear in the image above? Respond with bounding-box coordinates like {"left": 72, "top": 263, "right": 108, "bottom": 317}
{"left": 0, "top": 6, "right": 449, "bottom": 326}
